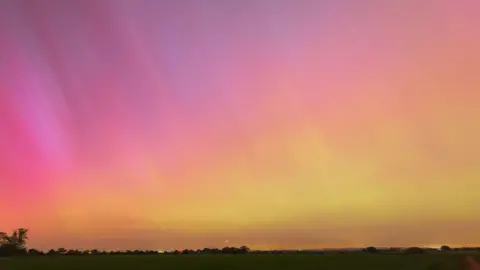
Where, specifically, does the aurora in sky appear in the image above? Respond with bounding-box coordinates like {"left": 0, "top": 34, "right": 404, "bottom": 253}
{"left": 0, "top": 0, "right": 479, "bottom": 251}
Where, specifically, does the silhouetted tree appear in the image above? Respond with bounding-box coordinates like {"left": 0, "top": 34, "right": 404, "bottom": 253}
{"left": 239, "top": 246, "right": 250, "bottom": 253}
{"left": 12, "top": 228, "right": 28, "bottom": 249}
{"left": 27, "top": 249, "right": 42, "bottom": 256}
{"left": 1, "top": 229, "right": 28, "bottom": 248}
{"left": 0, "top": 228, "right": 29, "bottom": 256}
{"left": 219, "top": 246, "right": 250, "bottom": 254}
{"left": 0, "top": 232, "right": 7, "bottom": 244}
{"left": 222, "top": 247, "right": 234, "bottom": 253}
{"left": 363, "top": 246, "right": 379, "bottom": 253}
{"left": 211, "top": 248, "right": 222, "bottom": 254}
{"left": 66, "top": 249, "right": 83, "bottom": 256}
{"left": 440, "top": 245, "right": 451, "bottom": 252}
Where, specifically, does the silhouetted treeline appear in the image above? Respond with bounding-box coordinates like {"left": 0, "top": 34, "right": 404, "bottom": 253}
{"left": 1, "top": 228, "right": 253, "bottom": 257}
{"left": 1, "top": 247, "right": 252, "bottom": 257}
{"left": 18, "top": 247, "right": 250, "bottom": 256}
{"left": 2, "top": 228, "right": 480, "bottom": 257}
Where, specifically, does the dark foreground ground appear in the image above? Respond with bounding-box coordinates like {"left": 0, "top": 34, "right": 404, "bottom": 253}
{"left": 0, "top": 252, "right": 475, "bottom": 270}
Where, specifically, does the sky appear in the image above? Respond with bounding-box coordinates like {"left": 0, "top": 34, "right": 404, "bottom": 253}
{"left": 0, "top": 0, "right": 479, "bottom": 251}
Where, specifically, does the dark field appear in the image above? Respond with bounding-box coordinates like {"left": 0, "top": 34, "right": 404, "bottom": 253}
{"left": 0, "top": 253, "right": 469, "bottom": 270}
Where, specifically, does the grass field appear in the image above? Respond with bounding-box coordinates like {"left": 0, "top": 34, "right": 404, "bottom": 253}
{"left": 0, "top": 253, "right": 469, "bottom": 270}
